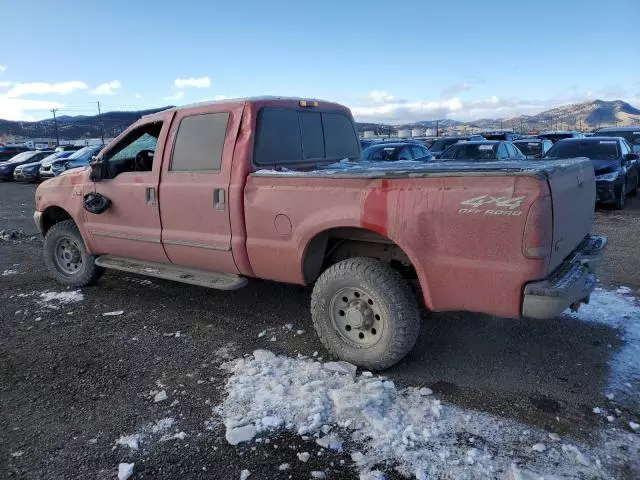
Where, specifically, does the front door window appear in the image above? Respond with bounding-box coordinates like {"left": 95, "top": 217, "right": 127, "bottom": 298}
{"left": 102, "top": 122, "right": 163, "bottom": 179}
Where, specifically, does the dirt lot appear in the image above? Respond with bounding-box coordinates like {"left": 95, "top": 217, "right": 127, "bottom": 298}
{"left": 1, "top": 182, "right": 639, "bottom": 479}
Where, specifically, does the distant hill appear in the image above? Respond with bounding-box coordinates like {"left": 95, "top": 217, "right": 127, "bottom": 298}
{"left": 0, "top": 107, "right": 172, "bottom": 141}
{"left": 356, "top": 100, "right": 640, "bottom": 134}
{"left": 1, "top": 99, "right": 638, "bottom": 142}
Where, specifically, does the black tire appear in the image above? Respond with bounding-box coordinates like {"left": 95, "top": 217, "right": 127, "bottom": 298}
{"left": 311, "top": 257, "right": 420, "bottom": 370}
{"left": 630, "top": 176, "right": 639, "bottom": 197}
{"left": 43, "top": 220, "right": 104, "bottom": 287}
{"left": 614, "top": 182, "right": 627, "bottom": 210}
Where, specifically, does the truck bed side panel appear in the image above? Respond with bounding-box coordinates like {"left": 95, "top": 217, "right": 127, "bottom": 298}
{"left": 244, "top": 174, "right": 548, "bottom": 318}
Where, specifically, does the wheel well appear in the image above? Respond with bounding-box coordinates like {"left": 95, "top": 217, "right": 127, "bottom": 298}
{"left": 302, "top": 227, "right": 416, "bottom": 284}
{"left": 41, "top": 206, "right": 73, "bottom": 235}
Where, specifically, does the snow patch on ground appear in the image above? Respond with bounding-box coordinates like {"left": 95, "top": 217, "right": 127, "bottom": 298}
{"left": 567, "top": 288, "right": 640, "bottom": 393}
{"left": 115, "top": 417, "right": 177, "bottom": 452}
{"left": 38, "top": 290, "right": 84, "bottom": 308}
{"left": 2, "top": 269, "right": 18, "bottom": 276}
{"left": 217, "top": 349, "right": 624, "bottom": 479}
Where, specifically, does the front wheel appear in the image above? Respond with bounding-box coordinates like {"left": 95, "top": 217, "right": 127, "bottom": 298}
{"left": 311, "top": 257, "right": 420, "bottom": 370}
{"left": 614, "top": 182, "right": 627, "bottom": 210}
{"left": 43, "top": 220, "right": 104, "bottom": 286}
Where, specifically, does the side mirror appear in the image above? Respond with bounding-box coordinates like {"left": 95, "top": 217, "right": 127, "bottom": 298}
{"left": 625, "top": 153, "right": 639, "bottom": 161}
{"left": 89, "top": 156, "right": 103, "bottom": 182}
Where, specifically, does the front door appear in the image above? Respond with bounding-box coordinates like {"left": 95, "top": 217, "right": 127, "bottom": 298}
{"left": 83, "top": 113, "right": 174, "bottom": 263}
{"left": 159, "top": 103, "right": 243, "bottom": 273}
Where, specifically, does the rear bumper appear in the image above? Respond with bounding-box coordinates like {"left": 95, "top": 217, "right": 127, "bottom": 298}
{"left": 522, "top": 235, "right": 607, "bottom": 319}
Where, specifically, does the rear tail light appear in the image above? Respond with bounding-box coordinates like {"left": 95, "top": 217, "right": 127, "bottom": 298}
{"left": 523, "top": 196, "right": 552, "bottom": 259}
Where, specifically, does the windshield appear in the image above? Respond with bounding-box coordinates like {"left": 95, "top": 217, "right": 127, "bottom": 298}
{"left": 42, "top": 151, "right": 72, "bottom": 162}
{"left": 598, "top": 131, "right": 640, "bottom": 146}
{"left": 430, "top": 138, "right": 463, "bottom": 151}
{"left": 441, "top": 143, "right": 498, "bottom": 160}
{"left": 5, "top": 151, "right": 35, "bottom": 163}
{"left": 545, "top": 140, "right": 619, "bottom": 160}
{"left": 68, "top": 146, "right": 101, "bottom": 160}
{"left": 513, "top": 142, "right": 542, "bottom": 156}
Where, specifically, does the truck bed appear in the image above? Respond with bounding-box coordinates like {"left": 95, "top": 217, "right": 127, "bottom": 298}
{"left": 253, "top": 158, "right": 591, "bottom": 179}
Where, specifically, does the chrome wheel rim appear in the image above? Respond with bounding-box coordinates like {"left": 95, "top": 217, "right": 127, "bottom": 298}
{"left": 54, "top": 237, "right": 82, "bottom": 275}
{"left": 330, "top": 287, "right": 385, "bottom": 347}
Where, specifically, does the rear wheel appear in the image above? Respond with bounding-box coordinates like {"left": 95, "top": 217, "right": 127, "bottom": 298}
{"left": 43, "top": 220, "right": 104, "bottom": 286}
{"left": 614, "top": 182, "right": 627, "bottom": 210}
{"left": 311, "top": 257, "right": 420, "bottom": 370}
{"left": 629, "top": 175, "right": 639, "bottom": 197}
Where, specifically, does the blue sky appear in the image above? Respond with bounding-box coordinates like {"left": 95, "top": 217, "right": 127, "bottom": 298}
{"left": 1, "top": 0, "right": 639, "bottom": 123}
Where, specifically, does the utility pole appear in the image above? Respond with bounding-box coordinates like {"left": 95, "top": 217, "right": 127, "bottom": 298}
{"left": 50, "top": 108, "right": 59, "bottom": 146}
{"left": 500, "top": 119, "right": 503, "bottom": 130}
{"left": 520, "top": 118, "right": 523, "bottom": 134}
{"left": 96, "top": 101, "right": 105, "bottom": 144}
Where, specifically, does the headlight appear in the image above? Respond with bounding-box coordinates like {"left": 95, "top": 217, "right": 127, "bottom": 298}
{"left": 596, "top": 172, "right": 620, "bottom": 182}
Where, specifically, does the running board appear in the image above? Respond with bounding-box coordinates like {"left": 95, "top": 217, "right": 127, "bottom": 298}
{"left": 95, "top": 255, "right": 248, "bottom": 290}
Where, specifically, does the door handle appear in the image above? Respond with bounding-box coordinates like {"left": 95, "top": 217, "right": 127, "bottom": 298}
{"left": 213, "top": 188, "right": 226, "bottom": 210}
{"left": 145, "top": 187, "right": 156, "bottom": 206}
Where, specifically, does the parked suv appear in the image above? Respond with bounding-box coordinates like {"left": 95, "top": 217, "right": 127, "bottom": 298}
{"left": 544, "top": 137, "right": 640, "bottom": 209}
{"left": 440, "top": 140, "right": 526, "bottom": 161}
{"left": 538, "top": 131, "right": 585, "bottom": 143}
{"left": 0, "top": 150, "right": 54, "bottom": 180}
{"left": 40, "top": 145, "right": 104, "bottom": 178}
{"left": 0, "top": 145, "right": 31, "bottom": 162}
{"left": 594, "top": 127, "right": 640, "bottom": 153}
{"left": 513, "top": 139, "right": 553, "bottom": 158}
{"left": 429, "top": 135, "right": 485, "bottom": 158}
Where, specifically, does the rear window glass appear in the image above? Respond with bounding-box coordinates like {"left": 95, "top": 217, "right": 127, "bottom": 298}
{"left": 545, "top": 140, "right": 619, "bottom": 160}
{"left": 254, "top": 108, "right": 359, "bottom": 165}
{"left": 171, "top": 112, "right": 229, "bottom": 171}
{"left": 442, "top": 143, "right": 498, "bottom": 160}
{"left": 513, "top": 142, "right": 542, "bottom": 156}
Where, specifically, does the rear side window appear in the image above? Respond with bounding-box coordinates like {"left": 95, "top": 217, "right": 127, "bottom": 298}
{"left": 254, "top": 108, "right": 359, "bottom": 165}
{"left": 171, "top": 112, "right": 229, "bottom": 171}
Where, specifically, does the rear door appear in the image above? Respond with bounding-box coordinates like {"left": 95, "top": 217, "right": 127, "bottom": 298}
{"left": 159, "top": 103, "right": 244, "bottom": 273}
{"left": 546, "top": 160, "right": 595, "bottom": 271}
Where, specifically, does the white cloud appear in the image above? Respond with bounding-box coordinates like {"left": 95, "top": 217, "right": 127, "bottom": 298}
{"left": 91, "top": 80, "right": 122, "bottom": 95}
{"left": 368, "top": 90, "right": 396, "bottom": 103}
{"left": 0, "top": 97, "right": 64, "bottom": 121}
{"left": 134, "top": 93, "right": 142, "bottom": 99}
{"left": 214, "top": 94, "right": 228, "bottom": 101}
{"left": 6, "top": 81, "right": 88, "bottom": 98}
{"left": 0, "top": 65, "right": 6, "bottom": 73}
{"left": 0, "top": 80, "right": 11, "bottom": 88}
{"left": 164, "top": 91, "right": 184, "bottom": 101}
{"left": 441, "top": 82, "right": 471, "bottom": 98}
{"left": 174, "top": 76, "right": 211, "bottom": 89}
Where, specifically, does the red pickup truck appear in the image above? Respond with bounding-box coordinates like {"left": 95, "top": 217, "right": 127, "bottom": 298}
{"left": 34, "top": 97, "right": 606, "bottom": 369}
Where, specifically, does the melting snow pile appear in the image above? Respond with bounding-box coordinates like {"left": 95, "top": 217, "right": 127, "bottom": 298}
{"left": 38, "top": 290, "right": 84, "bottom": 308}
{"left": 568, "top": 287, "right": 640, "bottom": 393}
{"left": 218, "top": 350, "right": 612, "bottom": 479}
{"left": 115, "top": 417, "right": 181, "bottom": 452}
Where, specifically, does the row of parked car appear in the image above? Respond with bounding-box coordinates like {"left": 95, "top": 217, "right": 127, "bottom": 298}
{"left": 0, "top": 144, "right": 104, "bottom": 182}
{"left": 359, "top": 127, "right": 640, "bottom": 209}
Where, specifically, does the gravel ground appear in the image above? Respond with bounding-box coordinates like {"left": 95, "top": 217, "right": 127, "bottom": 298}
{"left": 1, "top": 182, "right": 639, "bottom": 479}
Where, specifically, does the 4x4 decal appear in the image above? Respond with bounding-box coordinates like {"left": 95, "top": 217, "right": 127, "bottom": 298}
{"left": 459, "top": 194, "right": 525, "bottom": 216}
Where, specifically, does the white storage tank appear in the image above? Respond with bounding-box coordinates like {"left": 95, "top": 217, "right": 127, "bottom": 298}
{"left": 363, "top": 130, "right": 376, "bottom": 138}
{"left": 411, "top": 128, "right": 424, "bottom": 137}
{"left": 398, "top": 129, "right": 411, "bottom": 138}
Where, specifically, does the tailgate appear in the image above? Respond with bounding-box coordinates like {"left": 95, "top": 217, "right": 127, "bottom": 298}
{"left": 547, "top": 159, "right": 595, "bottom": 272}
